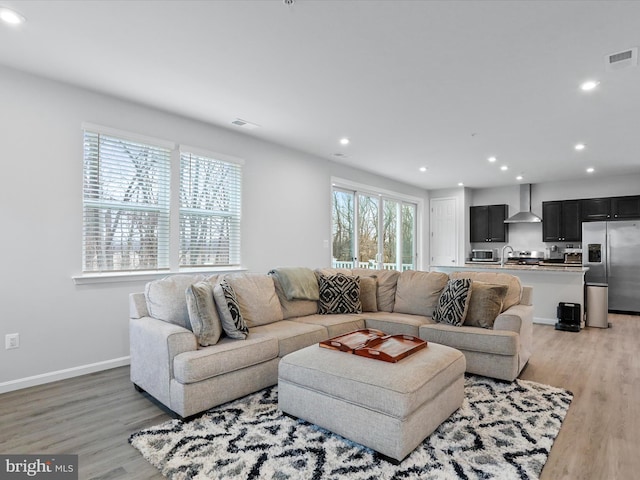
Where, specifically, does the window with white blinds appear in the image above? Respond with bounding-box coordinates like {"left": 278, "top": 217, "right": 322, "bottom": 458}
{"left": 82, "top": 127, "right": 243, "bottom": 274}
{"left": 83, "top": 131, "right": 171, "bottom": 272}
{"left": 179, "top": 151, "right": 242, "bottom": 267}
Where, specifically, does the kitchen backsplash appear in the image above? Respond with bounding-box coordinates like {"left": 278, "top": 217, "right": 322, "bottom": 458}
{"left": 469, "top": 222, "right": 580, "bottom": 257}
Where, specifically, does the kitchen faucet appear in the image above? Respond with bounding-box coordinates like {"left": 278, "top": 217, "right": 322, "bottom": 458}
{"left": 501, "top": 245, "right": 514, "bottom": 267}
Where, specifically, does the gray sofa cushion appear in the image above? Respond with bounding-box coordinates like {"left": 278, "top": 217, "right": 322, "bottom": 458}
{"left": 352, "top": 269, "right": 399, "bottom": 312}
{"left": 419, "top": 323, "right": 519, "bottom": 356}
{"left": 364, "top": 311, "right": 435, "bottom": 337}
{"left": 291, "top": 313, "right": 365, "bottom": 338}
{"left": 145, "top": 274, "right": 206, "bottom": 329}
{"left": 359, "top": 276, "right": 378, "bottom": 312}
{"left": 226, "top": 273, "right": 283, "bottom": 327}
{"left": 173, "top": 334, "right": 278, "bottom": 384}
{"left": 464, "top": 281, "right": 508, "bottom": 328}
{"left": 185, "top": 281, "right": 223, "bottom": 346}
{"left": 249, "top": 320, "right": 327, "bottom": 357}
{"left": 213, "top": 280, "right": 248, "bottom": 339}
{"left": 393, "top": 270, "right": 449, "bottom": 317}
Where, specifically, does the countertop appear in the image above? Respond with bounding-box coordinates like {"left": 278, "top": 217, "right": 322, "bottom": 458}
{"left": 434, "top": 262, "right": 590, "bottom": 273}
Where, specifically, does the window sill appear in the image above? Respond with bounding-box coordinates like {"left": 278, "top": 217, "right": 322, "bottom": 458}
{"left": 72, "top": 266, "right": 248, "bottom": 285}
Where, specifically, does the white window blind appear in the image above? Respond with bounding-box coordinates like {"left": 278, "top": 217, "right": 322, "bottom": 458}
{"left": 82, "top": 131, "right": 171, "bottom": 272}
{"left": 179, "top": 151, "right": 242, "bottom": 267}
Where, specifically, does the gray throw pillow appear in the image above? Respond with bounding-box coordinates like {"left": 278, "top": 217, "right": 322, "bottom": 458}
{"left": 213, "top": 280, "right": 248, "bottom": 339}
{"left": 433, "top": 278, "right": 472, "bottom": 326}
{"left": 317, "top": 273, "right": 362, "bottom": 315}
{"left": 359, "top": 276, "right": 378, "bottom": 312}
{"left": 464, "top": 281, "right": 509, "bottom": 329}
{"left": 185, "top": 281, "right": 223, "bottom": 346}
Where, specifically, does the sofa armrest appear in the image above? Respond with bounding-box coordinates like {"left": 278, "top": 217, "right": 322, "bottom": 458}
{"left": 129, "top": 292, "right": 149, "bottom": 318}
{"left": 493, "top": 302, "right": 533, "bottom": 371}
{"left": 520, "top": 285, "right": 533, "bottom": 306}
{"left": 129, "top": 316, "right": 198, "bottom": 407}
{"left": 494, "top": 303, "right": 532, "bottom": 334}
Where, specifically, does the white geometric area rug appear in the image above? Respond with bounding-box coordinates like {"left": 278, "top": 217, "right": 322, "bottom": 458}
{"left": 129, "top": 375, "right": 572, "bottom": 480}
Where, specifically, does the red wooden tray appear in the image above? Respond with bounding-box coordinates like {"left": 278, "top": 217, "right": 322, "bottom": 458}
{"left": 319, "top": 328, "right": 386, "bottom": 353}
{"left": 353, "top": 334, "right": 427, "bottom": 363}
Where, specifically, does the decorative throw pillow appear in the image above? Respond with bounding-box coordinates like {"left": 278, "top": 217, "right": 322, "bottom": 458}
{"left": 213, "top": 280, "right": 248, "bottom": 339}
{"left": 317, "top": 273, "right": 362, "bottom": 315}
{"left": 185, "top": 282, "right": 223, "bottom": 346}
{"left": 464, "top": 281, "right": 509, "bottom": 329}
{"left": 359, "top": 276, "right": 378, "bottom": 312}
{"left": 432, "top": 278, "right": 472, "bottom": 326}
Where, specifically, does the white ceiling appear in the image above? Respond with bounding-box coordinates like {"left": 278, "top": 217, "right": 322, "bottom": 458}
{"left": 1, "top": 0, "right": 639, "bottom": 190}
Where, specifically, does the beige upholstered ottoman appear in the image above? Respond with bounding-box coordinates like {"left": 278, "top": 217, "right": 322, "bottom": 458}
{"left": 278, "top": 342, "right": 466, "bottom": 463}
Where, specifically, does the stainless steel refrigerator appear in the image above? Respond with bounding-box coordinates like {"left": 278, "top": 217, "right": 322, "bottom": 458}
{"left": 583, "top": 220, "right": 640, "bottom": 313}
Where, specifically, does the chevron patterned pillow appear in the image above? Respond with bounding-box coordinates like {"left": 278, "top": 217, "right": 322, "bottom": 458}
{"left": 317, "top": 273, "right": 362, "bottom": 314}
{"left": 433, "top": 278, "right": 472, "bottom": 326}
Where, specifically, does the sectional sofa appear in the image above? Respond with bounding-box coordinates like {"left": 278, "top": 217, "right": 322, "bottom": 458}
{"left": 129, "top": 267, "right": 533, "bottom": 418}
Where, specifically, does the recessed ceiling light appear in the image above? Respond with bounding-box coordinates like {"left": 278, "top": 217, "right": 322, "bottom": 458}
{"left": 516, "top": 175, "right": 523, "bottom": 181}
{"left": 339, "top": 137, "right": 350, "bottom": 146}
{"left": 0, "top": 7, "right": 26, "bottom": 25}
{"left": 500, "top": 165, "right": 508, "bottom": 171}
{"left": 575, "top": 143, "right": 586, "bottom": 151}
{"left": 488, "top": 156, "right": 497, "bottom": 163}
{"left": 586, "top": 167, "right": 595, "bottom": 173}
{"left": 458, "top": 182, "right": 464, "bottom": 187}
{"left": 419, "top": 166, "right": 427, "bottom": 172}
{"left": 580, "top": 80, "right": 600, "bottom": 91}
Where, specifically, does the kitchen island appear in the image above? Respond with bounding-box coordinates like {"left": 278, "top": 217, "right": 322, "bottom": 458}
{"left": 432, "top": 263, "right": 589, "bottom": 326}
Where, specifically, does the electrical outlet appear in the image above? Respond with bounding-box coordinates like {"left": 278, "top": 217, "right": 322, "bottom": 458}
{"left": 5, "top": 333, "right": 19, "bottom": 350}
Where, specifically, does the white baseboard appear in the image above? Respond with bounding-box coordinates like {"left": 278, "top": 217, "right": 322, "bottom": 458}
{"left": 0, "top": 356, "right": 130, "bottom": 394}
{"left": 533, "top": 317, "right": 557, "bottom": 326}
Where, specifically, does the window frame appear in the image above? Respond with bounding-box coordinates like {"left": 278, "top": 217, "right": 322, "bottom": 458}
{"left": 178, "top": 146, "right": 243, "bottom": 269}
{"left": 74, "top": 125, "right": 245, "bottom": 284}
{"left": 330, "top": 177, "right": 423, "bottom": 271}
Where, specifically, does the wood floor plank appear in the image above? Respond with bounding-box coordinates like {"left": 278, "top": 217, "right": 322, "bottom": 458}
{"left": 1, "top": 313, "right": 638, "bottom": 479}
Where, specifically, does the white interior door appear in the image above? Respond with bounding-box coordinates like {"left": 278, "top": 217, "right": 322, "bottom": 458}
{"left": 430, "top": 197, "right": 458, "bottom": 267}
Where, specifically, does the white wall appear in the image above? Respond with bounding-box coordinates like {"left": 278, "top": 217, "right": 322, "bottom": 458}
{"left": 0, "top": 66, "right": 429, "bottom": 389}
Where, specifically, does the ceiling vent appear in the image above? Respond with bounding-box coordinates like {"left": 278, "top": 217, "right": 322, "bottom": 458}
{"left": 231, "top": 118, "right": 260, "bottom": 130}
{"left": 605, "top": 47, "right": 638, "bottom": 71}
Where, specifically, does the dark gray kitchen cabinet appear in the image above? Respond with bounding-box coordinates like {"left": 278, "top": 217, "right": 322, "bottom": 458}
{"left": 542, "top": 200, "right": 581, "bottom": 242}
{"left": 581, "top": 198, "right": 611, "bottom": 221}
{"left": 611, "top": 196, "right": 640, "bottom": 219}
{"left": 470, "top": 204, "right": 508, "bottom": 242}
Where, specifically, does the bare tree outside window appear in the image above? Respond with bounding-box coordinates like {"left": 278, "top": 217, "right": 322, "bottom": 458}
{"left": 180, "top": 152, "right": 241, "bottom": 267}
{"left": 332, "top": 189, "right": 354, "bottom": 265}
{"left": 82, "top": 132, "right": 170, "bottom": 272}
{"left": 332, "top": 186, "right": 417, "bottom": 271}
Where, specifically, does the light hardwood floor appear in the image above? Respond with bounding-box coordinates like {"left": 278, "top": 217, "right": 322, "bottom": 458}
{"left": 1, "top": 314, "right": 638, "bottom": 479}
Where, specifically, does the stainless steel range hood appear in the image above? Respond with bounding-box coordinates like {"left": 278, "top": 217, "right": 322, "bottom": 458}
{"left": 504, "top": 184, "right": 542, "bottom": 223}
